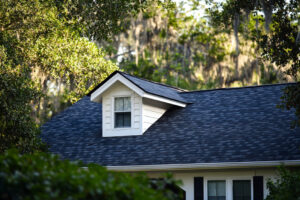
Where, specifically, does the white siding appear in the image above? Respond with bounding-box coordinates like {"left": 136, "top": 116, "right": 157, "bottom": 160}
{"left": 102, "top": 81, "right": 142, "bottom": 137}
{"left": 100, "top": 81, "right": 170, "bottom": 136}
{"left": 147, "top": 168, "right": 278, "bottom": 200}
{"left": 142, "top": 98, "right": 169, "bottom": 132}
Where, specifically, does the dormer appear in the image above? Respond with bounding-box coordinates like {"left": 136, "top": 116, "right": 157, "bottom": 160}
{"left": 88, "top": 71, "right": 188, "bottom": 137}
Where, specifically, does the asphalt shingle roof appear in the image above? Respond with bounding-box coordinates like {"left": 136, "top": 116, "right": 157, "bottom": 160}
{"left": 120, "top": 72, "right": 188, "bottom": 103}
{"left": 42, "top": 83, "right": 300, "bottom": 166}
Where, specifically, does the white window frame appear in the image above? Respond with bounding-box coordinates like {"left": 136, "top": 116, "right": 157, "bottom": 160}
{"left": 112, "top": 95, "right": 133, "bottom": 129}
{"left": 204, "top": 176, "right": 253, "bottom": 200}
{"left": 207, "top": 180, "right": 227, "bottom": 200}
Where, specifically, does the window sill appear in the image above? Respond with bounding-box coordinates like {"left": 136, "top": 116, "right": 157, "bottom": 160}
{"left": 113, "top": 127, "right": 132, "bottom": 130}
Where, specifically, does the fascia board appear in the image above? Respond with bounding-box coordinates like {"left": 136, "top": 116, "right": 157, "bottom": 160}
{"left": 106, "top": 160, "right": 300, "bottom": 172}
{"left": 91, "top": 73, "right": 145, "bottom": 102}
{"left": 143, "top": 93, "right": 186, "bottom": 107}
{"left": 90, "top": 73, "right": 187, "bottom": 107}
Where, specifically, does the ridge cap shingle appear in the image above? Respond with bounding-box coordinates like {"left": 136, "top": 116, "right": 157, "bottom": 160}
{"left": 180, "top": 82, "right": 298, "bottom": 94}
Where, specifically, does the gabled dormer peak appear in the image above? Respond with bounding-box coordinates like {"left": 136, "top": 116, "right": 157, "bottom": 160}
{"left": 88, "top": 71, "right": 188, "bottom": 137}
{"left": 88, "top": 71, "right": 188, "bottom": 107}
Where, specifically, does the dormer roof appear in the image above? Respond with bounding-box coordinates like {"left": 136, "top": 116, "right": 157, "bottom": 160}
{"left": 87, "top": 71, "right": 189, "bottom": 107}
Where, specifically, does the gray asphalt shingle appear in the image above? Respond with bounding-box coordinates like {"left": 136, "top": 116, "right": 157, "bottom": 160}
{"left": 42, "top": 83, "right": 300, "bottom": 166}
{"left": 120, "top": 72, "right": 189, "bottom": 103}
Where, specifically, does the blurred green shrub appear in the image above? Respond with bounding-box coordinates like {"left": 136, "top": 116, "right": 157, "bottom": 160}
{"left": 266, "top": 166, "right": 300, "bottom": 200}
{"left": 0, "top": 149, "right": 184, "bottom": 200}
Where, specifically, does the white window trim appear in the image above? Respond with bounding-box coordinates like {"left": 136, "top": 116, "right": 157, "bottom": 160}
{"left": 204, "top": 176, "right": 253, "bottom": 200}
{"left": 112, "top": 95, "right": 133, "bottom": 130}
{"left": 206, "top": 179, "right": 227, "bottom": 200}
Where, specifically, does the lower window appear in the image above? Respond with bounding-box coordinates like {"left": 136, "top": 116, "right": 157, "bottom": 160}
{"left": 233, "top": 180, "right": 251, "bottom": 200}
{"left": 115, "top": 112, "right": 131, "bottom": 128}
{"left": 208, "top": 180, "right": 226, "bottom": 200}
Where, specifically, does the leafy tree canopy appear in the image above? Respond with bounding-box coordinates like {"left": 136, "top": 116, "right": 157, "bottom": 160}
{"left": 0, "top": 0, "right": 145, "bottom": 152}
{"left": 207, "top": 0, "right": 300, "bottom": 127}
{"left": 0, "top": 49, "right": 45, "bottom": 153}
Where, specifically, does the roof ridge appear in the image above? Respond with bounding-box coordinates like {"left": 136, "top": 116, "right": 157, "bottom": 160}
{"left": 118, "top": 71, "right": 188, "bottom": 92}
{"left": 180, "top": 82, "right": 298, "bottom": 93}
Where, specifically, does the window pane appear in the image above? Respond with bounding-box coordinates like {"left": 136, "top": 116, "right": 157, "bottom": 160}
{"left": 217, "top": 181, "right": 226, "bottom": 196}
{"left": 208, "top": 181, "right": 226, "bottom": 200}
{"left": 123, "top": 97, "right": 131, "bottom": 111}
{"left": 233, "top": 180, "right": 251, "bottom": 200}
{"left": 115, "top": 97, "right": 124, "bottom": 111}
{"left": 208, "top": 182, "right": 217, "bottom": 196}
{"left": 115, "top": 97, "right": 131, "bottom": 112}
{"left": 123, "top": 112, "right": 131, "bottom": 127}
{"left": 115, "top": 113, "right": 124, "bottom": 128}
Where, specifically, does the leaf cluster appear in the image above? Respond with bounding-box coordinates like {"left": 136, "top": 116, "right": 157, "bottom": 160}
{"left": 0, "top": 48, "right": 46, "bottom": 153}
{"left": 55, "top": 0, "right": 146, "bottom": 41}
{"left": 0, "top": 149, "right": 184, "bottom": 200}
{"left": 279, "top": 83, "right": 300, "bottom": 128}
{"left": 207, "top": 0, "right": 300, "bottom": 127}
{"left": 266, "top": 166, "right": 300, "bottom": 200}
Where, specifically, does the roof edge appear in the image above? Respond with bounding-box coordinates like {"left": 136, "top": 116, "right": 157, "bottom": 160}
{"left": 105, "top": 160, "right": 300, "bottom": 172}
{"left": 88, "top": 70, "right": 189, "bottom": 105}
{"left": 180, "top": 82, "right": 299, "bottom": 94}
{"left": 87, "top": 71, "right": 119, "bottom": 96}
{"left": 118, "top": 72, "right": 189, "bottom": 104}
{"left": 87, "top": 70, "right": 188, "bottom": 96}
{"left": 119, "top": 71, "right": 188, "bottom": 92}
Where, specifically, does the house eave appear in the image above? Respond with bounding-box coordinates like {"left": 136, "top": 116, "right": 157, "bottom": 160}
{"left": 106, "top": 160, "right": 300, "bottom": 172}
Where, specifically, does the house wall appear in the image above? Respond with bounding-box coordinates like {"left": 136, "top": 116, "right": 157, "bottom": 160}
{"left": 102, "top": 81, "right": 142, "bottom": 137}
{"left": 101, "top": 81, "right": 169, "bottom": 136}
{"left": 142, "top": 98, "right": 169, "bottom": 132}
{"left": 147, "top": 168, "right": 278, "bottom": 200}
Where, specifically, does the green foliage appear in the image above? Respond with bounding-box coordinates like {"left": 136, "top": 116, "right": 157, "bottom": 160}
{"left": 0, "top": 149, "right": 184, "bottom": 200}
{"left": 56, "top": 0, "right": 145, "bottom": 41}
{"left": 30, "top": 29, "right": 118, "bottom": 103}
{"left": 266, "top": 166, "right": 300, "bottom": 200}
{"left": 0, "top": 48, "right": 46, "bottom": 153}
{"left": 258, "top": 0, "right": 300, "bottom": 77}
{"left": 0, "top": 0, "right": 141, "bottom": 152}
{"left": 260, "top": 64, "right": 279, "bottom": 84}
{"left": 208, "top": 0, "right": 300, "bottom": 127}
{"left": 110, "top": 0, "right": 284, "bottom": 92}
{"left": 0, "top": 0, "right": 119, "bottom": 108}
{"left": 117, "top": 1, "right": 231, "bottom": 90}
{"left": 279, "top": 83, "right": 300, "bottom": 128}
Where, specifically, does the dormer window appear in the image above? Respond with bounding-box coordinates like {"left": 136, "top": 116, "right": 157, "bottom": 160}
{"left": 114, "top": 97, "right": 131, "bottom": 128}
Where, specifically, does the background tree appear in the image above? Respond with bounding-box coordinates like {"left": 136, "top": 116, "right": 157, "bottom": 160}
{"left": 206, "top": 0, "right": 300, "bottom": 126}
{"left": 0, "top": 49, "right": 45, "bottom": 153}
{"left": 102, "top": 0, "right": 289, "bottom": 90}
{"left": 0, "top": 0, "right": 144, "bottom": 152}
